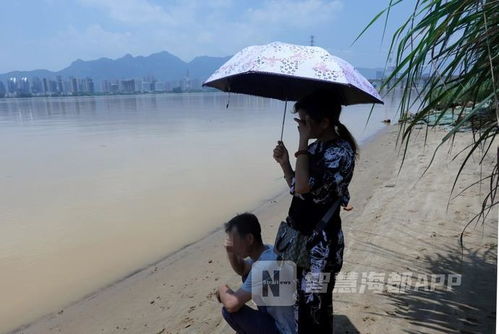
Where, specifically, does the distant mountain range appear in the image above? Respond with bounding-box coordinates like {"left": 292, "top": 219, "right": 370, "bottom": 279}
{"left": 0, "top": 51, "right": 384, "bottom": 84}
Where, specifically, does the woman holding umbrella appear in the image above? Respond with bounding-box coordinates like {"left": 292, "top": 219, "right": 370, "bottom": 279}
{"left": 204, "top": 40, "right": 381, "bottom": 333}
{"left": 273, "top": 90, "right": 357, "bottom": 333}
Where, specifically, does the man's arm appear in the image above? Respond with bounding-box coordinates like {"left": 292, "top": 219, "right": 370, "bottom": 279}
{"left": 224, "top": 237, "right": 251, "bottom": 276}
{"left": 226, "top": 252, "right": 251, "bottom": 277}
{"left": 217, "top": 285, "right": 251, "bottom": 313}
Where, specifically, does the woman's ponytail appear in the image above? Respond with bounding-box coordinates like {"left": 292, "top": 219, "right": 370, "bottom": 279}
{"left": 335, "top": 121, "right": 359, "bottom": 158}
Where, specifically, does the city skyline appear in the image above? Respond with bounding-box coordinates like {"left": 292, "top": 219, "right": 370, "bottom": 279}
{"left": 0, "top": 48, "right": 389, "bottom": 98}
{"left": 0, "top": 50, "right": 228, "bottom": 97}
{"left": 1, "top": 74, "right": 199, "bottom": 98}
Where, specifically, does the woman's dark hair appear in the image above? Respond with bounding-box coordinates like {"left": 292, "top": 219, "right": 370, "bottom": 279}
{"left": 224, "top": 212, "right": 263, "bottom": 244}
{"left": 293, "top": 90, "right": 359, "bottom": 157}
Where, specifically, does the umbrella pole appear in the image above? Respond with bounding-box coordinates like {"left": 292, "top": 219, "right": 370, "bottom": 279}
{"left": 280, "top": 100, "right": 287, "bottom": 142}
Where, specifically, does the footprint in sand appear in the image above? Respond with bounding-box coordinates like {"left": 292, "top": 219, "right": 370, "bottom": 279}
{"left": 181, "top": 316, "right": 194, "bottom": 328}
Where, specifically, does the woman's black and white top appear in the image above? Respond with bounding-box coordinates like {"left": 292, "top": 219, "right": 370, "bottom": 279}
{"left": 287, "top": 137, "right": 355, "bottom": 236}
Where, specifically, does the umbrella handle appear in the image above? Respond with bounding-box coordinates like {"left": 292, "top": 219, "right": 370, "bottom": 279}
{"left": 280, "top": 100, "right": 287, "bottom": 142}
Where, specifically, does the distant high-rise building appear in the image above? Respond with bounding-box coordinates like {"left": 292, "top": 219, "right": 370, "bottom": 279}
{"left": 71, "top": 77, "right": 78, "bottom": 94}
{"left": 7, "top": 77, "right": 17, "bottom": 94}
{"left": 101, "top": 80, "right": 111, "bottom": 93}
{"left": 63, "top": 80, "right": 71, "bottom": 95}
{"left": 86, "top": 78, "right": 95, "bottom": 94}
{"left": 0, "top": 81, "right": 6, "bottom": 98}
{"left": 110, "top": 81, "right": 119, "bottom": 94}
{"left": 141, "top": 81, "right": 152, "bottom": 92}
{"left": 56, "top": 76, "right": 63, "bottom": 94}
{"left": 48, "top": 80, "right": 58, "bottom": 94}
{"left": 31, "top": 77, "right": 43, "bottom": 95}
{"left": 154, "top": 81, "right": 165, "bottom": 92}
{"left": 182, "top": 70, "right": 191, "bottom": 91}
{"left": 142, "top": 76, "right": 156, "bottom": 92}
{"left": 78, "top": 78, "right": 87, "bottom": 93}
{"left": 135, "top": 79, "right": 142, "bottom": 92}
{"left": 42, "top": 78, "right": 49, "bottom": 94}
{"left": 19, "top": 77, "right": 30, "bottom": 95}
{"left": 120, "top": 79, "right": 135, "bottom": 93}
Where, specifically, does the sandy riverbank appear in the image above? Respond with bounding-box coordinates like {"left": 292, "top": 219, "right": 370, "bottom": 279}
{"left": 10, "top": 124, "right": 497, "bottom": 333}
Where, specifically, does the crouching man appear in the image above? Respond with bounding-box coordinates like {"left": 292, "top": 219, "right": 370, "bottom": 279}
{"left": 216, "top": 212, "right": 296, "bottom": 334}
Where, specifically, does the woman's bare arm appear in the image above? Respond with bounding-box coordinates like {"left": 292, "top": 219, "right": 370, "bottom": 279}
{"left": 281, "top": 160, "right": 295, "bottom": 188}
{"left": 294, "top": 138, "right": 311, "bottom": 194}
{"left": 274, "top": 140, "right": 295, "bottom": 188}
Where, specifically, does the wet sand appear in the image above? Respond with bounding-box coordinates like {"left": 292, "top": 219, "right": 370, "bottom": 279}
{"left": 9, "top": 124, "right": 497, "bottom": 333}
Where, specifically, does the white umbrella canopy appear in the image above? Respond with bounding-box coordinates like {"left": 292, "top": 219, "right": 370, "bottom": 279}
{"left": 203, "top": 41, "right": 383, "bottom": 105}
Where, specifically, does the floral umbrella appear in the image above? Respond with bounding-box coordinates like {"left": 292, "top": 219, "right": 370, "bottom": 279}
{"left": 203, "top": 41, "right": 383, "bottom": 105}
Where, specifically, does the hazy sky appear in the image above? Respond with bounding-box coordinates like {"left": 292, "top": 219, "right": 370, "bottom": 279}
{"left": 1, "top": 0, "right": 416, "bottom": 73}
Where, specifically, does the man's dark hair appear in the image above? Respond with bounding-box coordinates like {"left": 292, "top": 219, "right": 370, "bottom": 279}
{"left": 224, "top": 212, "right": 263, "bottom": 244}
